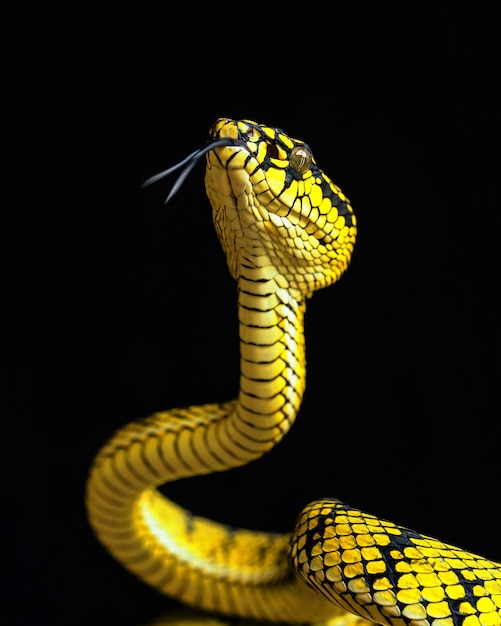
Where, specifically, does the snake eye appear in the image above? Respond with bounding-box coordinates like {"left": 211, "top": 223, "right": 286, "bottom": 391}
{"left": 290, "top": 146, "right": 312, "bottom": 173}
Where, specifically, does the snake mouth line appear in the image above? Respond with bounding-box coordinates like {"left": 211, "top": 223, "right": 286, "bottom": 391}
{"left": 142, "top": 137, "right": 249, "bottom": 203}
{"left": 142, "top": 138, "right": 350, "bottom": 259}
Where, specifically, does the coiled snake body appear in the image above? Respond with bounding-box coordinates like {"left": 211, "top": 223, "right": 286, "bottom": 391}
{"left": 86, "top": 118, "right": 501, "bottom": 625}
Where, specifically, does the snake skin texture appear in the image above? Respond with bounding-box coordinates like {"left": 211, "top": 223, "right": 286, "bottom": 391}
{"left": 86, "top": 119, "right": 500, "bottom": 625}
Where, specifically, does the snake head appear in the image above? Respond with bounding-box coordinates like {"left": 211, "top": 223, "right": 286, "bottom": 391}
{"left": 142, "top": 118, "right": 357, "bottom": 297}
{"left": 205, "top": 118, "right": 357, "bottom": 296}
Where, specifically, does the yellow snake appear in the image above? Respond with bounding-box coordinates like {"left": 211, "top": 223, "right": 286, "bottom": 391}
{"left": 86, "top": 118, "right": 501, "bottom": 626}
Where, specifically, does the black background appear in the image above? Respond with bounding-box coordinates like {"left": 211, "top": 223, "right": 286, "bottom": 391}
{"left": 4, "top": 4, "right": 499, "bottom": 626}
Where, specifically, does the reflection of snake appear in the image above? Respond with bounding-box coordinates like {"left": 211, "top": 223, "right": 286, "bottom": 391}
{"left": 86, "top": 118, "right": 501, "bottom": 625}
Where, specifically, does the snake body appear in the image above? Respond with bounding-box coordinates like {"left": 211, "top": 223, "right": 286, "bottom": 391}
{"left": 86, "top": 118, "right": 501, "bottom": 625}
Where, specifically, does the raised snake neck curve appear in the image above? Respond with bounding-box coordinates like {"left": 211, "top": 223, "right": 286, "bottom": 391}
{"left": 86, "top": 119, "right": 501, "bottom": 626}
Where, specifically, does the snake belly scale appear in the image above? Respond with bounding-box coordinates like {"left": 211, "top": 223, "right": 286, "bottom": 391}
{"left": 86, "top": 118, "right": 501, "bottom": 625}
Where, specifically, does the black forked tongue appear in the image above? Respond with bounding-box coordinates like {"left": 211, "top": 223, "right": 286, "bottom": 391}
{"left": 141, "top": 137, "right": 240, "bottom": 203}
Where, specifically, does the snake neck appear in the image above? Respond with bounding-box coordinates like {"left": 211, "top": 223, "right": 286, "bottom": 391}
{"left": 85, "top": 262, "right": 329, "bottom": 622}
{"left": 88, "top": 270, "right": 307, "bottom": 484}
{"left": 232, "top": 265, "right": 307, "bottom": 461}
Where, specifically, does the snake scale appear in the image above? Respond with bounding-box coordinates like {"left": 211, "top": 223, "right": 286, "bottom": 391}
{"left": 86, "top": 118, "right": 501, "bottom": 626}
